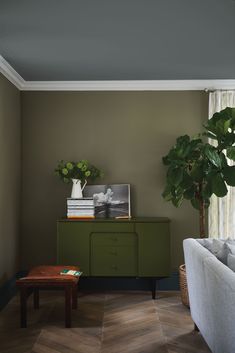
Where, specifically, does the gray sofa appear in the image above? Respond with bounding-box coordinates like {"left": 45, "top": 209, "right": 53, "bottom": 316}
{"left": 183, "top": 238, "right": 235, "bottom": 353}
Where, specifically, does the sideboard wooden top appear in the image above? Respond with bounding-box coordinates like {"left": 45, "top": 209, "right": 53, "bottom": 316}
{"left": 57, "top": 217, "right": 170, "bottom": 223}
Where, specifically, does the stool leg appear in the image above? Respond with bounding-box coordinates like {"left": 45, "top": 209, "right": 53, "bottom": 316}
{"left": 34, "top": 288, "right": 39, "bottom": 309}
{"left": 72, "top": 285, "right": 78, "bottom": 310}
{"left": 20, "top": 287, "right": 27, "bottom": 328}
{"left": 65, "top": 286, "right": 72, "bottom": 328}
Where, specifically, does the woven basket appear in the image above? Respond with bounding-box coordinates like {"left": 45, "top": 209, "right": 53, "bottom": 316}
{"left": 179, "top": 264, "right": 190, "bottom": 308}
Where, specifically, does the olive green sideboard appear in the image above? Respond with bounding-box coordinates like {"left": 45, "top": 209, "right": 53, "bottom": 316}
{"left": 57, "top": 217, "right": 170, "bottom": 298}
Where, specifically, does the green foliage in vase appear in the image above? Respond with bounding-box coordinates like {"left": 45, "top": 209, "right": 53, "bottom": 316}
{"left": 55, "top": 159, "right": 103, "bottom": 184}
{"left": 162, "top": 107, "right": 235, "bottom": 237}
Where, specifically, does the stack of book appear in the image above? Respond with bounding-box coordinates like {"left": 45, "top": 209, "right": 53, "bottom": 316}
{"left": 67, "top": 198, "right": 95, "bottom": 219}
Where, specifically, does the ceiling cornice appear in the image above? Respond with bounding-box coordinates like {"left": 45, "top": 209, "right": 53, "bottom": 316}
{"left": 0, "top": 55, "right": 25, "bottom": 90}
{"left": 1, "top": 55, "right": 235, "bottom": 92}
{"left": 23, "top": 79, "right": 235, "bottom": 91}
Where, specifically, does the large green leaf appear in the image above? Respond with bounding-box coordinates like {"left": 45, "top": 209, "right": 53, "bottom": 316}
{"left": 211, "top": 173, "right": 227, "bottom": 197}
{"left": 223, "top": 133, "right": 235, "bottom": 147}
{"left": 162, "top": 155, "right": 170, "bottom": 165}
{"left": 216, "top": 118, "right": 230, "bottom": 135}
{"left": 203, "top": 131, "right": 217, "bottom": 140}
{"left": 180, "top": 144, "right": 192, "bottom": 158}
{"left": 230, "top": 107, "right": 235, "bottom": 129}
{"left": 220, "top": 152, "right": 228, "bottom": 168}
{"left": 205, "top": 169, "right": 217, "bottom": 182}
{"left": 204, "top": 144, "right": 222, "bottom": 168}
{"left": 191, "top": 198, "right": 200, "bottom": 210}
{"left": 202, "top": 159, "right": 212, "bottom": 175}
{"left": 190, "top": 162, "right": 204, "bottom": 182}
{"left": 172, "top": 195, "right": 184, "bottom": 208}
{"left": 184, "top": 186, "right": 196, "bottom": 200}
{"left": 187, "top": 138, "right": 202, "bottom": 154}
{"left": 174, "top": 185, "right": 185, "bottom": 199}
{"left": 167, "top": 167, "right": 183, "bottom": 186}
{"left": 174, "top": 135, "right": 191, "bottom": 159}
{"left": 222, "top": 166, "right": 235, "bottom": 186}
{"left": 218, "top": 107, "right": 235, "bottom": 120}
{"left": 227, "top": 146, "right": 235, "bottom": 161}
{"left": 204, "top": 120, "right": 218, "bottom": 136}
{"left": 162, "top": 185, "right": 173, "bottom": 201}
{"left": 202, "top": 182, "right": 213, "bottom": 199}
{"left": 191, "top": 197, "right": 210, "bottom": 210}
{"left": 180, "top": 172, "right": 193, "bottom": 189}
{"left": 176, "top": 135, "right": 190, "bottom": 147}
{"left": 210, "top": 107, "right": 233, "bottom": 124}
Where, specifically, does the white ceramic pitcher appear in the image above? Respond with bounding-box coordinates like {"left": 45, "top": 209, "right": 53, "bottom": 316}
{"left": 71, "top": 179, "right": 87, "bottom": 198}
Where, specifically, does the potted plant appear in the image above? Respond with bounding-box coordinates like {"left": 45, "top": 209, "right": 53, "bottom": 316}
{"left": 162, "top": 107, "right": 235, "bottom": 306}
{"left": 55, "top": 159, "right": 103, "bottom": 198}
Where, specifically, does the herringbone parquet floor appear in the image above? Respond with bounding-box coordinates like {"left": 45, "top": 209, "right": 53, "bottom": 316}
{"left": 0, "top": 291, "right": 211, "bottom": 353}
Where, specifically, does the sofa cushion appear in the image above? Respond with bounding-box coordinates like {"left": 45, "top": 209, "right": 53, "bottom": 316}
{"left": 227, "top": 253, "right": 235, "bottom": 272}
{"left": 225, "top": 239, "right": 235, "bottom": 245}
{"left": 225, "top": 243, "right": 235, "bottom": 254}
{"left": 197, "top": 238, "right": 213, "bottom": 248}
{"left": 212, "top": 240, "right": 230, "bottom": 264}
{"left": 197, "top": 239, "right": 230, "bottom": 264}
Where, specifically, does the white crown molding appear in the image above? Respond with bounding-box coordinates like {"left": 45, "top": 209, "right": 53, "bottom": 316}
{"left": 1, "top": 55, "right": 235, "bottom": 91}
{"left": 0, "top": 55, "right": 25, "bottom": 90}
{"left": 23, "top": 79, "right": 235, "bottom": 91}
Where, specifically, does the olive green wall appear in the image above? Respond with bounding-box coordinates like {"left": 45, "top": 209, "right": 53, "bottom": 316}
{"left": 21, "top": 91, "right": 208, "bottom": 271}
{"left": 0, "top": 74, "right": 21, "bottom": 285}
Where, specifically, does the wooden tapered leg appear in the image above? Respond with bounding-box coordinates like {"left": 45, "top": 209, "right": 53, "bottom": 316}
{"left": 151, "top": 278, "right": 157, "bottom": 300}
{"left": 65, "top": 286, "right": 72, "bottom": 328}
{"left": 33, "top": 288, "right": 39, "bottom": 309}
{"left": 20, "top": 287, "right": 27, "bottom": 328}
{"left": 72, "top": 285, "right": 78, "bottom": 310}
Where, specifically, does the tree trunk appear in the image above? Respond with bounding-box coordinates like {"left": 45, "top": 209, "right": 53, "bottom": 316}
{"left": 199, "top": 199, "right": 206, "bottom": 238}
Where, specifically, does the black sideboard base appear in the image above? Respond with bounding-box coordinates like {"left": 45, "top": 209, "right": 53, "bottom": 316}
{"left": 76, "top": 276, "right": 169, "bottom": 300}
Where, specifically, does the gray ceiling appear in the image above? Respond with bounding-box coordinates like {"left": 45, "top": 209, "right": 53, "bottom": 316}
{"left": 0, "top": 0, "right": 235, "bottom": 81}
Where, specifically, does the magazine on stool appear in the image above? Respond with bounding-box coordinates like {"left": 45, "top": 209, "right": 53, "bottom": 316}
{"left": 60, "top": 269, "right": 83, "bottom": 277}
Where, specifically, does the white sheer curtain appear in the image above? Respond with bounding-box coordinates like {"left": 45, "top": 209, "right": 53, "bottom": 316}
{"left": 209, "top": 91, "right": 235, "bottom": 239}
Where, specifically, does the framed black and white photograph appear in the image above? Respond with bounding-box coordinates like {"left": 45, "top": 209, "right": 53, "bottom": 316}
{"left": 84, "top": 184, "right": 131, "bottom": 218}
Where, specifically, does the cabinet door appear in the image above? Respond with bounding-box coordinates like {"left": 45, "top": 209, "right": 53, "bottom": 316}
{"left": 137, "top": 223, "right": 170, "bottom": 277}
{"left": 57, "top": 222, "right": 90, "bottom": 276}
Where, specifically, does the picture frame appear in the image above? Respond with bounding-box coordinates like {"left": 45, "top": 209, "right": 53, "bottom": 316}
{"left": 83, "top": 184, "right": 131, "bottom": 218}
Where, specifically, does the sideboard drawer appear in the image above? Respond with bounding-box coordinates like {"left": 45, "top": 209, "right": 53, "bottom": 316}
{"left": 90, "top": 223, "right": 134, "bottom": 233}
{"left": 91, "top": 245, "right": 137, "bottom": 276}
{"left": 91, "top": 232, "right": 137, "bottom": 246}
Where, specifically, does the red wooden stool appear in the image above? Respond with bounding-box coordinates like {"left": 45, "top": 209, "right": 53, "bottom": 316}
{"left": 16, "top": 265, "right": 80, "bottom": 328}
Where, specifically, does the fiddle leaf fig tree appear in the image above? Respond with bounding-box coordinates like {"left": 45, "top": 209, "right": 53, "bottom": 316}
{"left": 162, "top": 107, "right": 235, "bottom": 238}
